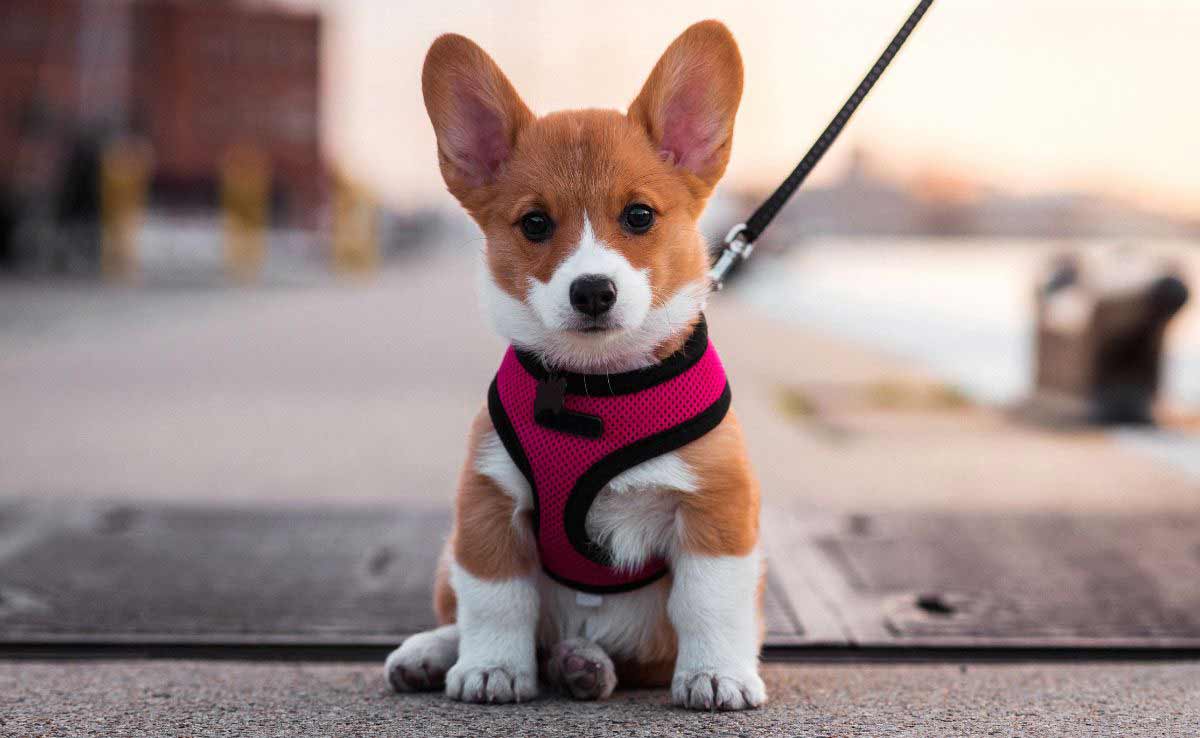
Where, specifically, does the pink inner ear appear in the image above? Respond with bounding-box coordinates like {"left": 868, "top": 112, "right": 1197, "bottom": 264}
{"left": 447, "top": 89, "right": 510, "bottom": 185}
{"left": 659, "top": 78, "right": 721, "bottom": 174}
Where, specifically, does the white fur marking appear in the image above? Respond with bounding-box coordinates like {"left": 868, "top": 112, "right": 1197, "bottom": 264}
{"left": 475, "top": 431, "right": 532, "bottom": 514}
{"left": 586, "top": 487, "right": 677, "bottom": 572}
{"left": 603, "top": 452, "right": 697, "bottom": 495}
{"left": 527, "top": 216, "right": 652, "bottom": 338}
{"left": 668, "top": 549, "right": 766, "bottom": 710}
{"left": 587, "top": 452, "right": 697, "bottom": 570}
{"left": 476, "top": 221, "right": 709, "bottom": 373}
{"left": 446, "top": 562, "right": 539, "bottom": 703}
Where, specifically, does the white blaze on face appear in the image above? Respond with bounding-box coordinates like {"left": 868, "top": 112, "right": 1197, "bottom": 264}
{"left": 477, "top": 214, "right": 709, "bottom": 373}
{"left": 526, "top": 216, "right": 652, "bottom": 333}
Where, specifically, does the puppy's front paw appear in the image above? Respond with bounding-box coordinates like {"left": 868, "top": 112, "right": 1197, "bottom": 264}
{"left": 671, "top": 669, "right": 766, "bottom": 711}
{"left": 445, "top": 663, "right": 537, "bottom": 704}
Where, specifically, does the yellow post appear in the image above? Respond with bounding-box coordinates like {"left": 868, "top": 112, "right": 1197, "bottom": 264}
{"left": 332, "top": 171, "right": 378, "bottom": 274}
{"left": 100, "top": 138, "right": 150, "bottom": 281}
{"left": 221, "top": 144, "right": 270, "bottom": 282}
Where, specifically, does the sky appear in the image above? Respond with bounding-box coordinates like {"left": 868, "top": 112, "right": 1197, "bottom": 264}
{"left": 294, "top": 0, "right": 1199, "bottom": 216}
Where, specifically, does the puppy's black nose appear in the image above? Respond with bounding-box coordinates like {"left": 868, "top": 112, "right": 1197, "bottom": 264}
{"left": 569, "top": 275, "right": 618, "bottom": 317}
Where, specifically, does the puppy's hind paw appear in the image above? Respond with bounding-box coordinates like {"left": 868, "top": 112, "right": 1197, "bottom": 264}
{"left": 384, "top": 625, "right": 458, "bottom": 693}
{"left": 544, "top": 638, "right": 617, "bottom": 701}
{"left": 671, "top": 670, "right": 766, "bottom": 711}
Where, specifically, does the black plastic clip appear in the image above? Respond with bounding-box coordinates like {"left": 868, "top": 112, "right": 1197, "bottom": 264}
{"left": 534, "top": 375, "right": 604, "bottom": 439}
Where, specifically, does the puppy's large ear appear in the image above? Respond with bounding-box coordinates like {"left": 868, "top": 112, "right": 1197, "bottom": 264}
{"left": 628, "top": 21, "right": 743, "bottom": 194}
{"left": 422, "top": 34, "right": 533, "bottom": 204}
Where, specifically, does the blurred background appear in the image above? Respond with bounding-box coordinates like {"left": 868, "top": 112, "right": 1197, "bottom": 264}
{"left": 1, "top": 0, "right": 1197, "bottom": 511}
{"left": 6, "top": 5, "right": 1200, "bottom": 724}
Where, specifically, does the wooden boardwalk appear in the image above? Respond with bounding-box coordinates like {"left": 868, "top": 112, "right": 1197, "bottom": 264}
{"left": 4, "top": 499, "right": 1200, "bottom": 655}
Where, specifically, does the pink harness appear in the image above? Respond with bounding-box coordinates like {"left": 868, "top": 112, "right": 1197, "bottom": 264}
{"left": 488, "top": 319, "right": 730, "bottom": 593}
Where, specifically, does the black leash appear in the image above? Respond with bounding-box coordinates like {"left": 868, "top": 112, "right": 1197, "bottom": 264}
{"left": 709, "top": 0, "right": 935, "bottom": 289}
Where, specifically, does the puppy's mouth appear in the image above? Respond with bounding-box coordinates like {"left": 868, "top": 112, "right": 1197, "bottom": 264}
{"left": 569, "top": 319, "right": 620, "bottom": 335}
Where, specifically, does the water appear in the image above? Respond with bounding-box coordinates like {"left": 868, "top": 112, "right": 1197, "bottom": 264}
{"left": 737, "top": 238, "right": 1200, "bottom": 411}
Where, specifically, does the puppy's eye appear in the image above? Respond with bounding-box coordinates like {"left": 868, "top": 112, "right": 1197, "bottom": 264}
{"left": 519, "top": 211, "right": 554, "bottom": 242}
{"left": 621, "top": 204, "right": 655, "bottom": 234}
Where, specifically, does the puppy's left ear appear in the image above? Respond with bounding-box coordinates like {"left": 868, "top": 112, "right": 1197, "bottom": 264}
{"left": 628, "top": 20, "right": 744, "bottom": 194}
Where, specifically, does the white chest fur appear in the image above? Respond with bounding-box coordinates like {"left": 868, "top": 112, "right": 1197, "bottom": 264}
{"left": 474, "top": 431, "right": 698, "bottom": 656}
{"left": 475, "top": 431, "right": 697, "bottom": 567}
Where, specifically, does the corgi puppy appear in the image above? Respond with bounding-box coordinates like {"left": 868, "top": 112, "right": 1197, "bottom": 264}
{"left": 385, "top": 20, "right": 764, "bottom": 711}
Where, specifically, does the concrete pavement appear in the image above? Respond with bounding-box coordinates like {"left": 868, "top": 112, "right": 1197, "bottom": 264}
{"left": 4, "top": 660, "right": 1198, "bottom": 737}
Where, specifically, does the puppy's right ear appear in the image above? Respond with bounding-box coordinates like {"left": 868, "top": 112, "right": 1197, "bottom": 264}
{"left": 422, "top": 34, "right": 533, "bottom": 206}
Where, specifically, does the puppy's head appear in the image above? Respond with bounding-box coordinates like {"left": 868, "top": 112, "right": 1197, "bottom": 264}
{"left": 422, "top": 21, "right": 743, "bottom": 372}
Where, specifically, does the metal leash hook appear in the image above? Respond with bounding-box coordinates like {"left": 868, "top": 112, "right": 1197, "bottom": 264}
{"left": 708, "top": 223, "right": 753, "bottom": 291}
{"left": 707, "top": 0, "right": 934, "bottom": 293}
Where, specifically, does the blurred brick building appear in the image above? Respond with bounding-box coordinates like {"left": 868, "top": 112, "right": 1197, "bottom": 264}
{"left": 0, "top": 0, "right": 323, "bottom": 226}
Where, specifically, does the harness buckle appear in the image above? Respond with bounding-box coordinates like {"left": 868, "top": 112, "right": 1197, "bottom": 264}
{"left": 534, "top": 375, "right": 605, "bottom": 439}
{"left": 708, "top": 223, "right": 755, "bottom": 291}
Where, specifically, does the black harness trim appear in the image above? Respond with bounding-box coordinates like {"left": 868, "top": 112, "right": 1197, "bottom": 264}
{"left": 514, "top": 319, "right": 710, "bottom": 397}
{"left": 487, "top": 321, "right": 732, "bottom": 594}
{"left": 561, "top": 381, "right": 731, "bottom": 567}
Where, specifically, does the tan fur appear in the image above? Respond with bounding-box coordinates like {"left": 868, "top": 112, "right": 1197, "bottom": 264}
{"left": 421, "top": 22, "right": 741, "bottom": 323}
{"left": 632, "top": 576, "right": 679, "bottom": 664}
{"left": 422, "top": 34, "right": 534, "bottom": 201}
{"left": 451, "top": 410, "right": 538, "bottom": 580}
{"left": 420, "top": 21, "right": 758, "bottom": 697}
{"left": 675, "top": 410, "right": 760, "bottom": 557}
{"left": 627, "top": 20, "right": 744, "bottom": 196}
{"left": 475, "top": 109, "right": 711, "bottom": 314}
{"left": 433, "top": 541, "right": 457, "bottom": 625}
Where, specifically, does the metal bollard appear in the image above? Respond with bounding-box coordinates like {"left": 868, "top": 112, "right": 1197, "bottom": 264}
{"left": 100, "top": 138, "right": 150, "bottom": 281}
{"left": 221, "top": 145, "right": 271, "bottom": 282}
{"left": 331, "top": 172, "right": 378, "bottom": 274}
{"left": 1030, "top": 246, "right": 1189, "bottom": 425}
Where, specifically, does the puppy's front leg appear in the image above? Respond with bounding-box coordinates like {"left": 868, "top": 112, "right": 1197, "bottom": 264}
{"left": 668, "top": 550, "right": 766, "bottom": 710}
{"left": 445, "top": 440, "right": 539, "bottom": 704}
{"left": 669, "top": 414, "right": 766, "bottom": 710}
{"left": 447, "top": 562, "right": 538, "bottom": 703}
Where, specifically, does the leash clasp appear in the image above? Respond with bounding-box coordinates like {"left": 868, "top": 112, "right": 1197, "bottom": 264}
{"left": 708, "top": 223, "right": 755, "bottom": 291}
